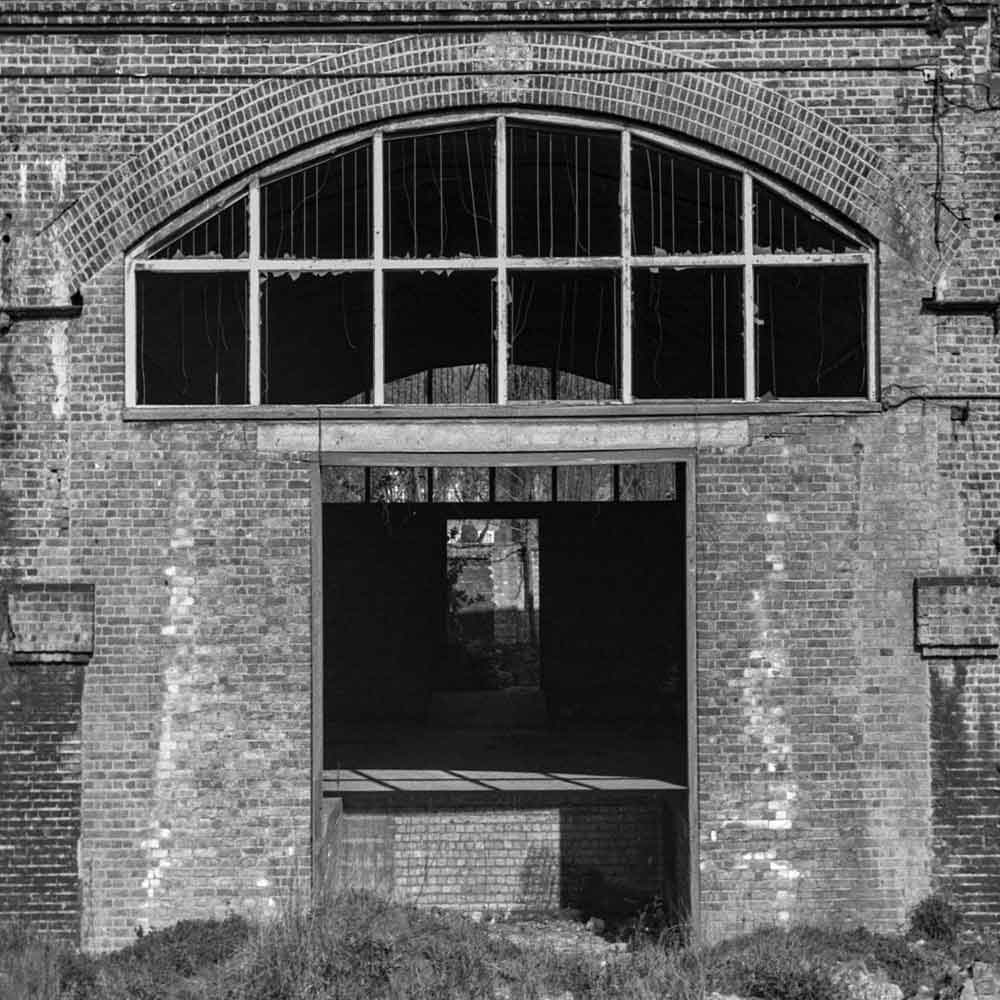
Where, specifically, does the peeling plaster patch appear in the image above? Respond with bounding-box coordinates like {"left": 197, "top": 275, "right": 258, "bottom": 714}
{"left": 48, "top": 322, "right": 69, "bottom": 418}
{"left": 17, "top": 164, "right": 27, "bottom": 202}
{"left": 50, "top": 157, "right": 67, "bottom": 201}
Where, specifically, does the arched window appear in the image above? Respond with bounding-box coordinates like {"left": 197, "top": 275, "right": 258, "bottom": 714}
{"left": 126, "top": 113, "right": 875, "bottom": 409}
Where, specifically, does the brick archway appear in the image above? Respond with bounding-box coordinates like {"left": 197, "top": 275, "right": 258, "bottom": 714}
{"left": 54, "top": 31, "right": 949, "bottom": 286}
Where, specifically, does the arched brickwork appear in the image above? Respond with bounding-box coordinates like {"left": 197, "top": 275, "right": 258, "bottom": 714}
{"left": 53, "top": 31, "right": 951, "bottom": 286}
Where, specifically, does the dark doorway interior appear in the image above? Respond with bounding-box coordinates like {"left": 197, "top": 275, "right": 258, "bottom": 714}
{"left": 321, "top": 463, "right": 688, "bottom": 918}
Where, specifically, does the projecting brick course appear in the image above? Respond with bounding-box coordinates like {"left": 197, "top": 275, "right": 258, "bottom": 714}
{"left": 3, "top": 1, "right": 1000, "bottom": 951}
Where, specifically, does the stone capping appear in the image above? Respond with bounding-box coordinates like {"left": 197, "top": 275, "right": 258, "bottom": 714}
{"left": 4, "top": 582, "right": 95, "bottom": 665}
{"left": 913, "top": 576, "right": 1000, "bottom": 659}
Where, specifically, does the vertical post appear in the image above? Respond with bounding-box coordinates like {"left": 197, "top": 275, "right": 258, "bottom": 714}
{"left": 124, "top": 259, "right": 137, "bottom": 406}
{"left": 742, "top": 173, "right": 755, "bottom": 401}
{"left": 496, "top": 117, "right": 508, "bottom": 405}
{"left": 310, "top": 462, "right": 324, "bottom": 899}
{"left": 620, "top": 130, "right": 633, "bottom": 403}
{"left": 867, "top": 260, "right": 878, "bottom": 401}
{"left": 248, "top": 179, "right": 262, "bottom": 406}
{"left": 373, "top": 132, "right": 385, "bottom": 406}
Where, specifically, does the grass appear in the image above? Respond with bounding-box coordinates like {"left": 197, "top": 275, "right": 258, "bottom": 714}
{"left": 0, "top": 892, "right": 991, "bottom": 1000}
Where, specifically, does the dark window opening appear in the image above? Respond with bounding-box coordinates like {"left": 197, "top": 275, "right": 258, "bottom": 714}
{"left": 136, "top": 272, "right": 248, "bottom": 405}
{"left": 385, "top": 125, "right": 496, "bottom": 259}
{"left": 632, "top": 268, "right": 744, "bottom": 399}
{"left": 509, "top": 271, "right": 620, "bottom": 401}
{"left": 384, "top": 271, "right": 494, "bottom": 404}
{"left": 262, "top": 272, "right": 373, "bottom": 404}
{"left": 753, "top": 185, "right": 863, "bottom": 254}
{"left": 262, "top": 144, "right": 371, "bottom": 260}
{"left": 755, "top": 265, "right": 867, "bottom": 398}
{"left": 152, "top": 197, "right": 249, "bottom": 260}
{"left": 631, "top": 140, "right": 742, "bottom": 256}
{"left": 508, "top": 124, "right": 620, "bottom": 257}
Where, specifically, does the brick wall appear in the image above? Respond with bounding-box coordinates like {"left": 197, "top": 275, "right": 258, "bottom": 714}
{"left": 3, "top": 2, "right": 1000, "bottom": 950}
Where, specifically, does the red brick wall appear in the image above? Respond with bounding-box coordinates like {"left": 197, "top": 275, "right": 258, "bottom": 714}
{"left": 3, "top": 4, "right": 1000, "bottom": 949}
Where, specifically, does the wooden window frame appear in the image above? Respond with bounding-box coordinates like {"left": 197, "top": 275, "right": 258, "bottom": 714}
{"left": 125, "top": 110, "right": 878, "bottom": 414}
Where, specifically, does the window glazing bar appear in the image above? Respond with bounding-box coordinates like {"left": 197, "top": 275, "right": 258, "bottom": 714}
{"left": 743, "top": 173, "right": 755, "bottom": 402}
{"left": 372, "top": 131, "right": 385, "bottom": 406}
{"left": 620, "top": 129, "right": 632, "bottom": 403}
{"left": 248, "top": 177, "right": 261, "bottom": 406}
{"left": 496, "top": 117, "right": 508, "bottom": 406}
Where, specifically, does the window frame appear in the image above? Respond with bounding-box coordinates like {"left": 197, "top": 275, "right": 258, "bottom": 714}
{"left": 124, "top": 110, "right": 878, "bottom": 414}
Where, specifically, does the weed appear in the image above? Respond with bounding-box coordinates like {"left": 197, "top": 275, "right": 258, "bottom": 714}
{"left": 908, "top": 894, "right": 964, "bottom": 946}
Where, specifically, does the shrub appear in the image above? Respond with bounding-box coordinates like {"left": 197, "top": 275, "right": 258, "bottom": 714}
{"left": 907, "top": 894, "right": 964, "bottom": 945}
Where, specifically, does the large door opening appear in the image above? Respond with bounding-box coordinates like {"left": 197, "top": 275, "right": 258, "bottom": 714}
{"left": 318, "top": 461, "right": 690, "bottom": 925}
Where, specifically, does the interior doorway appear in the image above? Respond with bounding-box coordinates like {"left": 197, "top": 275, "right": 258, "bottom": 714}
{"left": 318, "top": 459, "right": 691, "bottom": 924}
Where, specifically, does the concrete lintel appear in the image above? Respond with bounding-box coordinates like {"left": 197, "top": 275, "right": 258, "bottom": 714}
{"left": 258, "top": 418, "right": 749, "bottom": 455}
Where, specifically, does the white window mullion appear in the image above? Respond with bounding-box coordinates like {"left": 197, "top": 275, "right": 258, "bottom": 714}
{"left": 742, "top": 172, "right": 755, "bottom": 402}
{"left": 620, "top": 130, "right": 632, "bottom": 404}
{"left": 125, "top": 259, "right": 137, "bottom": 406}
{"left": 496, "top": 117, "right": 508, "bottom": 406}
{"left": 248, "top": 178, "right": 261, "bottom": 406}
{"left": 373, "top": 131, "right": 385, "bottom": 406}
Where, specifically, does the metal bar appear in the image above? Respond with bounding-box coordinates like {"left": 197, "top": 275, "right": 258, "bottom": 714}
{"left": 750, "top": 252, "right": 871, "bottom": 266}
{"left": 248, "top": 178, "right": 261, "bottom": 406}
{"left": 620, "top": 129, "right": 633, "bottom": 404}
{"left": 496, "top": 117, "right": 508, "bottom": 405}
{"left": 123, "top": 262, "right": 136, "bottom": 406}
{"left": 135, "top": 258, "right": 253, "bottom": 272}
{"left": 742, "top": 173, "right": 755, "bottom": 401}
{"left": 373, "top": 131, "right": 385, "bottom": 406}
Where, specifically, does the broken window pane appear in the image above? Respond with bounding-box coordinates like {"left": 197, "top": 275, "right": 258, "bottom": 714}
{"left": 619, "top": 463, "right": 677, "bottom": 501}
{"left": 509, "top": 271, "right": 620, "bottom": 401}
{"left": 632, "top": 268, "right": 743, "bottom": 399}
{"left": 384, "top": 272, "right": 493, "bottom": 404}
{"left": 753, "top": 184, "right": 862, "bottom": 254}
{"left": 322, "top": 466, "right": 366, "bottom": 503}
{"left": 152, "top": 197, "right": 249, "bottom": 260}
{"left": 440, "top": 518, "right": 541, "bottom": 691}
{"left": 508, "top": 124, "right": 620, "bottom": 257}
{"left": 495, "top": 466, "right": 553, "bottom": 502}
{"left": 556, "top": 464, "right": 613, "bottom": 501}
{"left": 755, "top": 266, "right": 868, "bottom": 397}
{"left": 262, "top": 143, "right": 371, "bottom": 259}
{"left": 385, "top": 125, "right": 496, "bottom": 258}
{"left": 631, "top": 141, "right": 742, "bottom": 255}
{"left": 432, "top": 467, "right": 491, "bottom": 503}
{"left": 136, "top": 272, "right": 248, "bottom": 404}
{"left": 370, "top": 466, "right": 428, "bottom": 503}
{"left": 262, "top": 273, "right": 372, "bottom": 404}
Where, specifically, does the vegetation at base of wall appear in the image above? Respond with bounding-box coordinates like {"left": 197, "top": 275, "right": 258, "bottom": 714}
{"left": 1, "top": 892, "right": 996, "bottom": 1000}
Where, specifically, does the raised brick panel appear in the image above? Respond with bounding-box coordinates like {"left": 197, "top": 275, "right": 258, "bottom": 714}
{"left": 930, "top": 660, "right": 1000, "bottom": 924}
{"left": 0, "top": 660, "right": 83, "bottom": 940}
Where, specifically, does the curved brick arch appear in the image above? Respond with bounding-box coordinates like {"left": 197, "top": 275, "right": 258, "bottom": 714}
{"left": 55, "top": 31, "right": 948, "bottom": 286}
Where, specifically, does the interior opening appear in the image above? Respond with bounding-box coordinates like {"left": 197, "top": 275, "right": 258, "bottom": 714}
{"left": 320, "top": 460, "right": 689, "bottom": 920}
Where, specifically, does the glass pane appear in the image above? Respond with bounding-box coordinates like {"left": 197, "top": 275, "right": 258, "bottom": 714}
{"left": 262, "top": 273, "right": 372, "bottom": 404}
{"left": 136, "top": 272, "right": 248, "bottom": 404}
{"left": 370, "top": 467, "right": 428, "bottom": 503}
{"left": 384, "top": 272, "right": 493, "bottom": 404}
{"left": 753, "top": 185, "right": 862, "bottom": 254}
{"left": 556, "top": 465, "right": 613, "bottom": 501}
{"left": 509, "top": 271, "right": 620, "bottom": 401}
{"left": 322, "top": 466, "right": 366, "bottom": 503}
{"left": 385, "top": 125, "right": 496, "bottom": 258}
{"left": 262, "top": 144, "right": 371, "bottom": 259}
{"left": 495, "top": 466, "right": 553, "bottom": 502}
{"left": 632, "top": 268, "right": 743, "bottom": 399}
{"left": 441, "top": 518, "right": 541, "bottom": 690}
{"left": 153, "top": 197, "right": 248, "bottom": 260}
{"left": 755, "top": 266, "right": 868, "bottom": 398}
{"left": 620, "top": 463, "right": 677, "bottom": 501}
{"left": 508, "top": 124, "right": 620, "bottom": 257}
{"left": 631, "top": 141, "right": 742, "bottom": 255}
{"left": 432, "top": 467, "right": 491, "bottom": 503}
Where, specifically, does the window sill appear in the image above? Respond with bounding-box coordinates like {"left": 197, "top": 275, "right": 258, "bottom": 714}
{"left": 122, "top": 400, "right": 882, "bottom": 422}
